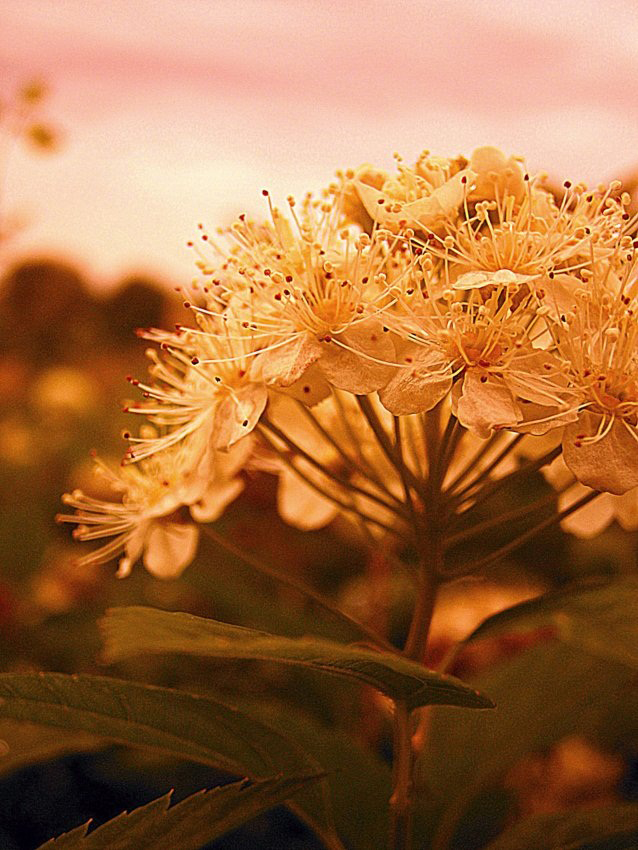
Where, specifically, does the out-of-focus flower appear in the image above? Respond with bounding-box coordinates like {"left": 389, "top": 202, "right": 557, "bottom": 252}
{"left": 30, "top": 366, "right": 98, "bottom": 417}
{"left": 57, "top": 433, "right": 249, "bottom": 579}
{"left": 505, "top": 736, "right": 624, "bottom": 817}
{"left": 544, "top": 455, "right": 638, "bottom": 537}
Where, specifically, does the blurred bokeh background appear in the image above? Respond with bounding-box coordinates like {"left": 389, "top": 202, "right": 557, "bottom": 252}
{"left": 3, "top": 0, "right": 638, "bottom": 282}
{"left": 2, "top": 2, "right": 638, "bottom": 848}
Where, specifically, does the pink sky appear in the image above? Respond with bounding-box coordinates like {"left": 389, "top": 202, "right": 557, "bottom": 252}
{"left": 3, "top": 0, "right": 638, "bottom": 286}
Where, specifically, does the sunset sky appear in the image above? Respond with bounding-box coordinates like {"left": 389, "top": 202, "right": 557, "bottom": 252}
{"left": 3, "top": 0, "right": 638, "bottom": 287}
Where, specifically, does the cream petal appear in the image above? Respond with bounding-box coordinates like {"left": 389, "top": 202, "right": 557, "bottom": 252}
{"left": 354, "top": 169, "right": 474, "bottom": 228}
{"left": 212, "top": 383, "right": 267, "bottom": 450}
{"left": 320, "top": 321, "right": 396, "bottom": 394}
{"left": 143, "top": 521, "right": 200, "bottom": 579}
{"left": 354, "top": 181, "right": 402, "bottom": 225}
{"left": 533, "top": 273, "right": 582, "bottom": 320}
{"left": 189, "top": 479, "right": 245, "bottom": 523}
{"left": 469, "top": 146, "right": 525, "bottom": 201}
{"left": 276, "top": 363, "right": 332, "bottom": 406}
{"left": 563, "top": 414, "right": 638, "bottom": 495}
{"left": 453, "top": 269, "right": 536, "bottom": 290}
{"left": 255, "top": 336, "right": 323, "bottom": 387}
{"left": 455, "top": 370, "right": 522, "bottom": 439}
{"left": 511, "top": 401, "right": 578, "bottom": 436}
{"left": 404, "top": 169, "right": 476, "bottom": 226}
{"left": 378, "top": 347, "right": 452, "bottom": 415}
{"left": 277, "top": 464, "right": 339, "bottom": 530}
{"left": 121, "top": 522, "right": 149, "bottom": 573}
{"left": 505, "top": 350, "right": 569, "bottom": 406}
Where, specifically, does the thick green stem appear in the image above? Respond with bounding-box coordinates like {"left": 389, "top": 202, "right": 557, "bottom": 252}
{"left": 389, "top": 411, "right": 443, "bottom": 850}
{"left": 389, "top": 702, "right": 414, "bottom": 850}
{"left": 389, "top": 554, "right": 439, "bottom": 850}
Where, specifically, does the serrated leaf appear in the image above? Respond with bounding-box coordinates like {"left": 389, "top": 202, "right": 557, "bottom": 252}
{"left": 461, "top": 578, "right": 638, "bottom": 667}
{"left": 38, "top": 774, "right": 321, "bottom": 850}
{"left": 484, "top": 803, "right": 638, "bottom": 850}
{"left": 101, "top": 607, "right": 494, "bottom": 711}
{"left": 0, "top": 674, "right": 341, "bottom": 850}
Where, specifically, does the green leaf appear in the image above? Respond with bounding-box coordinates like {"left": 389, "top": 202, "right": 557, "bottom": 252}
{"left": 0, "top": 673, "right": 341, "bottom": 849}
{"left": 484, "top": 803, "right": 638, "bottom": 850}
{"left": 38, "top": 774, "right": 322, "bottom": 849}
{"left": 101, "top": 607, "right": 494, "bottom": 711}
{"left": 418, "top": 643, "right": 634, "bottom": 848}
{"left": 459, "top": 577, "right": 638, "bottom": 669}
{"left": 0, "top": 720, "right": 102, "bottom": 777}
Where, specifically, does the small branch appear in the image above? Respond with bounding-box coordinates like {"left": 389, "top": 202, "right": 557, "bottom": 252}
{"left": 296, "top": 399, "right": 402, "bottom": 501}
{"left": 441, "top": 431, "right": 508, "bottom": 495}
{"left": 450, "top": 444, "right": 562, "bottom": 515}
{"left": 258, "top": 426, "right": 405, "bottom": 537}
{"left": 394, "top": 416, "right": 421, "bottom": 529}
{"left": 445, "top": 433, "right": 525, "bottom": 502}
{"left": 445, "top": 488, "right": 560, "bottom": 546}
{"left": 201, "top": 525, "right": 398, "bottom": 653}
{"left": 261, "top": 416, "right": 406, "bottom": 517}
{"left": 433, "top": 413, "right": 464, "bottom": 489}
{"left": 443, "top": 490, "right": 600, "bottom": 577}
{"left": 356, "top": 396, "right": 423, "bottom": 495}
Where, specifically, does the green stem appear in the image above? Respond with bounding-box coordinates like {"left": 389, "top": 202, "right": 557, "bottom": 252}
{"left": 446, "top": 487, "right": 560, "bottom": 546}
{"left": 260, "top": 416, "right": 406, "bottom": 517}
{"left": 389, "top": 413, "right": 444, "bottom": 850}
{"left": 389, "top": 702, "right": 415, "bottom": 850}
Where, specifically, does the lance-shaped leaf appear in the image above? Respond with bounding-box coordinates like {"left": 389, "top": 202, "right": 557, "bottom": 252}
{"left": 101, "top": 606, "right": 494, "bottom": 711}
{"left": 38, "top": 774, "right": 322, "bottom": 850}
{"left": 0, "top": 674, "right": 341, "bottom": 850}
{"left": 0, "top": 720, "right": 102, "bottom": 778}
{"left": 484, "top": 803, "right": 638, "bottom": 850}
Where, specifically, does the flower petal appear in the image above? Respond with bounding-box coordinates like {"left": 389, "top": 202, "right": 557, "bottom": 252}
{"left": 189, "top": 479, "right": 245, "bottom": 523}
{"left": 563, "top": 413, "right": 638, "bottom": 495}
{"left": 212, "top": 383, "right": 268, "bottom": 450}
{"left": 378, "top": 347, "right": 452, "bottom": 414}
{"left": 255, "top": 336, "right": 323, "bottom": 387}
{"left": 143, "top": 521, "right": 200, "bottom": 579}
{"left": 320, "top": 321, "right": 396, "bottom": 394}
{"left": 454, "top": 369, "right": 522, "bottom": 438}
{"left": 277, "top": 464, "right": 339, "bottom": 530}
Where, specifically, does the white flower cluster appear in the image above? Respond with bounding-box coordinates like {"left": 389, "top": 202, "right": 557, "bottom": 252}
{"left": 59, "top": 147, "right": 638, "bottom": 577}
